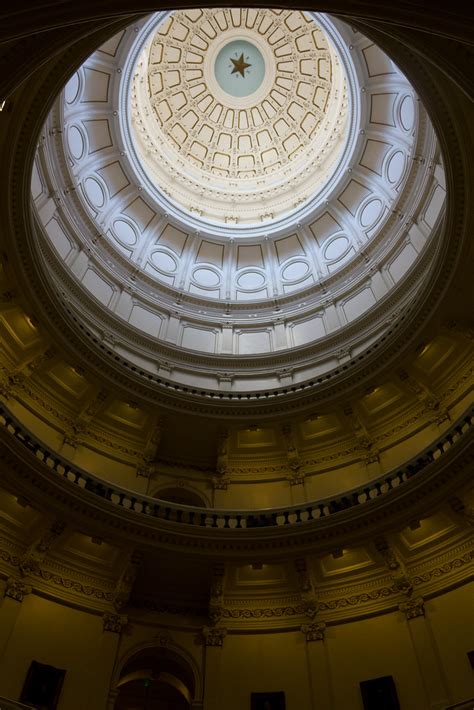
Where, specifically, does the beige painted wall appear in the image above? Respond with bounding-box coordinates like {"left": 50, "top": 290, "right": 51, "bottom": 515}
{"left": 0, "top": 595, "right": 116, "bottom": 710}
{"left": 0, "top": 584, "right": 472, "bottom": 709}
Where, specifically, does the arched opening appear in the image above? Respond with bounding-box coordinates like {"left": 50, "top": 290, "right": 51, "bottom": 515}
{"left": 114, "top": 647, "right": 195, "bottom": 710}
{"left": 154, "top": 487, "right": 208, "bottom": 508}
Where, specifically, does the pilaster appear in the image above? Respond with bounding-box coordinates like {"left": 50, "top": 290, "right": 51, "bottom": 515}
{"left": 97, "top": 613, "right": 128, "bottom": 710}
{"left": 0, "top": 577, "right": 32, "bottom": 661}
{"left": 301, "top": 622, "right": 333, "bottom": 710}
{"left": 399, "top": 598, "right": 451, "bottom": 709}
{"left": 202, "top": 627, "right": 227, "bottom": 710}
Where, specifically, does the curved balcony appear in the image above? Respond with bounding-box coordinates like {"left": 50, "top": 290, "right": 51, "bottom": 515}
{"left": 0, "top": 403, "right": 472, "bottom": 556}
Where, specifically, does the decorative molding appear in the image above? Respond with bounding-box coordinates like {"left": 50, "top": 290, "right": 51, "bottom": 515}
{"left": 411, "top": 551, "right": 473, "bottom": 586}
{"left": 130, "top": 597, "right": 207, "bottom": 618}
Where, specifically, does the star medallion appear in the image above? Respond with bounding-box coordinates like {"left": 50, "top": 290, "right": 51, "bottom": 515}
{"left": 230, "top": 53, "right": 251, "bottom": 78}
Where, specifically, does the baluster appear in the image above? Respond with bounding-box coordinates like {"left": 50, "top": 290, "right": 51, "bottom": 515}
{"left": 224, "top": 515, "right": 230, "bottom": 528}
{"left": 188, "top": 511, "right": 195, "bottom": 525}
{"left": 283, "top": 511, "right": 290, "bottom": 525}
{"left": 118, "top": 493, "right": 126, "bottom": 507}
{"left": 200, "top": 512, "right": 207, "bottom": 526}
{"left": 62, "top": 465, "right": 70, "bottom": 479}
{"left": 211, "top": 514, "right": 218, "bottom": 528}
{"left": 176, "top": 509, "right": 183, "bottom": 523}
{"left": 295, "top": 509, "right": 302, "bottom": 523}
{"left": 235, "top": 515, "right": 242, "bottom": 529}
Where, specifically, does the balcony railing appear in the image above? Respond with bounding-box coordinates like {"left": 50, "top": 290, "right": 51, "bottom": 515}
{"left": 0, "top": 404, "right": 472, "bottom": 531}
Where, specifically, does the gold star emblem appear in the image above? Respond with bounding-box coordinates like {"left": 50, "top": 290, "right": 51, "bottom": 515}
{"left": 230, "top": 53, "right": 251, "bottom": 78}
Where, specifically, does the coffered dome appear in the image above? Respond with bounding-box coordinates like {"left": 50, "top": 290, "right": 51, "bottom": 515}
{"left": 129, "top": 10, "right": 349, "bottom": 225}
{"left": 32, "top": 9, "right": 446, "bottom": 406}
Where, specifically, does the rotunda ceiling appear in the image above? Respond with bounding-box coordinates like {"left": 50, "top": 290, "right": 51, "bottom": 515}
{"left": 129, "top": 10, "right": 348, "bottom": 225}
{"left": 30, "top": 9, "right": 446, "bottom": 409}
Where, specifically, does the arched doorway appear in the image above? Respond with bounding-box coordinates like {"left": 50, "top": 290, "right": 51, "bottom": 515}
{"left": 114, "top": 648, "right": 195, "bottom": 710}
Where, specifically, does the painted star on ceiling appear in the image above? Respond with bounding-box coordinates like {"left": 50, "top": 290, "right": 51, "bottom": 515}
{"left": 230, "top": 53, "right": 251, "bottom": 78}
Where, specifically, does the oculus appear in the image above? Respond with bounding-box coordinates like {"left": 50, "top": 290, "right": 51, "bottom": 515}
{"left": 214, "top": 39, "right": 265, "bottom": 97}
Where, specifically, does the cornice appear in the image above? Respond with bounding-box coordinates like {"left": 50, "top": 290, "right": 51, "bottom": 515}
{"left": 1, "top": 543, "right": 471, "bottom": 628}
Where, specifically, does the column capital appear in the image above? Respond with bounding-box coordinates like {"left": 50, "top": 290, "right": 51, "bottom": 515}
{"left": 5, "top": 576, "right": 32, "bottom": 602}
{"left": 301, "top": 621, "right": 326, "bottom": 642}
{"left": 399, "top": 596, "right": 425, "bottom": 619}
{"left": 202, "top": 626, "right": 227, "bottom": 647}
{"left": 212, "top": 475, "right": 230, "bottom": 490}
{"left": 102, "top": 612, "right": 128, "bottom": 633}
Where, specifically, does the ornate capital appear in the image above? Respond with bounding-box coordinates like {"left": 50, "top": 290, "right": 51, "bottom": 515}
{"left": 5, "top": 577, "right": 32, "bottom": 602}
{"left": 286, "top": 471, "right": 305, "bottom": 485}
{"left": 202, "top": 626, "right": 227, "bottom": 647}
{"left": 301, "top": 622, "right": 326, "bottom": 642}
{"left": 103, "top": 612, "right": 128, "bottom": 633}
{"left": 212, "top": 475, "right": 229, "bottom": 491}
{"left": 399, "top": 597, "right": 424, "bottom": 620}
{"left": 136, "top": 464, "right": 152, "bottom": 478}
